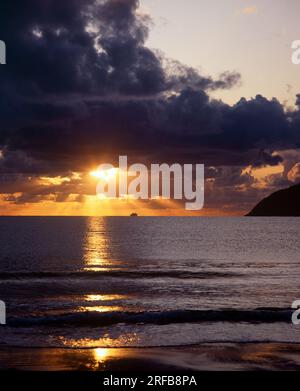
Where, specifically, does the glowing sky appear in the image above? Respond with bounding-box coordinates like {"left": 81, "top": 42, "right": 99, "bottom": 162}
{"left": 0, "top": 0, "right": 300, "bottom": 216}
{"left": 142, "top": 0, "right": 300, "bottom": 105}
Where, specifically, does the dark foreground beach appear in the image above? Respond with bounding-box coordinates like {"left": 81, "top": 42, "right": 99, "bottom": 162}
{"left": 1, "top": 343, "right": 300, "bottom": 371}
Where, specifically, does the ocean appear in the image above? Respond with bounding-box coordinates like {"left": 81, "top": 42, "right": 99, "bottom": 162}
{"left": 0, "top": 217, "right": 300, "bottom": 353}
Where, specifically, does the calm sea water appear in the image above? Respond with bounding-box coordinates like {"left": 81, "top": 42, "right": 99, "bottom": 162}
{"left": 0, "top": 217, "right": 300, "bottom": 348}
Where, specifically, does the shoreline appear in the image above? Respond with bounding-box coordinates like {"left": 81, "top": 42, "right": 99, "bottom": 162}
{"left": 1, "top": 343, "right": 300, "bottom": 371}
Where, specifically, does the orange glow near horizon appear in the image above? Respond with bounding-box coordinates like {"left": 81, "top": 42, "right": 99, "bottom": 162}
{"left": 0, "top": 166, "right": 248, "bottom": 216}
{"left": 0, "top": 200, "right": 244, "bottom": 216}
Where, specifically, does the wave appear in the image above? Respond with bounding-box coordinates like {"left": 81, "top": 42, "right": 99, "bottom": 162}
{"left": 8, "top": 308, "right": 292, "bottom": 328}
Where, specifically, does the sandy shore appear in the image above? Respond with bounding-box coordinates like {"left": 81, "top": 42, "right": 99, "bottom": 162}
{"left": 1, "top": 343, "right": 300, "bottom": 371}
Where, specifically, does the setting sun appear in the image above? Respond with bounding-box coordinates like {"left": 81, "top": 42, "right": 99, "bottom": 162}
{"left": 90, "top": 167, "right": 119, "bottom": 181}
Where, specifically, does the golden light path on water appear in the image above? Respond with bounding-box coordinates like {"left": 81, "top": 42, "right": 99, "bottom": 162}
{"left": 79, "top": 294, "right": 126, "bottom": 313}
{"left": 57, "top": 332, "right": 140, "bottom": 349}
{"left": 85, "top": 294, "right": 126, "bottom": 302}
{"left": 77, "top": 306, "right": 123, "bottom": 313}
{"left": 89, "top": 348, "right": 135, "bottom": 370}
{"left": 83, "top": 217, "right": 117, "bottom": 272}
{"left": 80, "top": 294, "right": 128, "bottom": 313}
{"left": 59, "top": 217, "right": 137, "bottom": 351}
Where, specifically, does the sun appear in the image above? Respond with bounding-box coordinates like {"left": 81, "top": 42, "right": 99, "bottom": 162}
{"left": 90, "top": 167, "right": 119, "bottom": 181}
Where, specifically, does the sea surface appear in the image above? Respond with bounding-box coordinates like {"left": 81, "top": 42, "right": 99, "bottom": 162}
{"left": 0, "top": 217, "right": 300, "bottom": 349}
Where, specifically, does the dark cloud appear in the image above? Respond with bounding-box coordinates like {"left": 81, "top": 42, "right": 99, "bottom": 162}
{"left": 0, "top": 0, "right": 243, "bottom": 171}
{"left": 252, "top": 151, "right": 283, "bottom": 168}
{"left": 0, "top": 0, "right": 238, "bottom": 99}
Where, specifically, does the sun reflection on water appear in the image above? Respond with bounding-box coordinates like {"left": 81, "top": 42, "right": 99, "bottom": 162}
{"left": 77, "top": 305, "right": 123, "bottom": 313}
{"left": 85, "top": 294, "right": 127, "bottom": 302}
{"left": 57, "top": 333, "right": 139, "bottom": 349}
{"left": 94, "top": 348, "right": 109, "bottom": 363}
{"left": 83, "top": 217, "right": 124, "bottom": 272}
{"left": 83, "top": 217, "right": 113, "bottom": 271}
{"left": 75, "top": 217, "right": 139, "bottom": 360}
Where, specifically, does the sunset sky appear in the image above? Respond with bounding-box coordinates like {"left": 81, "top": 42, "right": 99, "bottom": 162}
{"left": 0, "top": 0, "right": 300, "bottom": 216}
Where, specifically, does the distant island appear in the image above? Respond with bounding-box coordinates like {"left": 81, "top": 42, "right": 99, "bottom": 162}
{"left": 130, "top": 213, "right": 138, "bottom": 217}
{"left": 247, "top": 183, "right": 300, "bottom": 216}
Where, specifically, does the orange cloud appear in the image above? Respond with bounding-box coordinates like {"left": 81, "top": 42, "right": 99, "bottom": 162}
{"left": 288, "top": 163, "right": 300, "bottom": 183}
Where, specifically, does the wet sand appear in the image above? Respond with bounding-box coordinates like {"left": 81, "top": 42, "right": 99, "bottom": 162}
{"left": 1, "top": 343, "right": 300, "bottom": 371}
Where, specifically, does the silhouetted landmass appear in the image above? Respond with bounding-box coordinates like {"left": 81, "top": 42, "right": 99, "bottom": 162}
{"left": 247, "top": 183, "right": 300, "bottom": 216}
